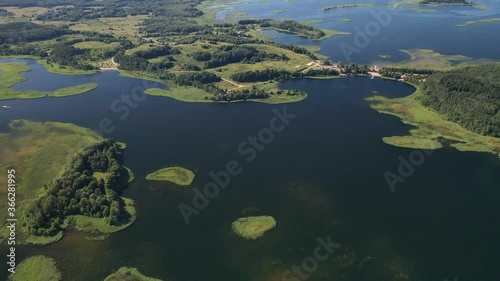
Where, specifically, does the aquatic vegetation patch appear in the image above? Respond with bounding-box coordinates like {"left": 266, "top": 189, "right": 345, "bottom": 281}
{"left": 457, "top": 17, "right": 500, "bottom": 27}
{"left": 366, "top": 86, "right": 500, "bottom": 154}
{"left": 9, "top": 255, "right": 62, "bottom": 281}
{"left": 104, "top": 267, "right": 162, "bottom": 281}
{"left": 146, "top": 167, "right": 196, "bottom": 185}
{"left": 232, "top": 216, "right": 277, "bottom": 240}
{"left": 377, "top": 49, "right": 498, "bottom": 70}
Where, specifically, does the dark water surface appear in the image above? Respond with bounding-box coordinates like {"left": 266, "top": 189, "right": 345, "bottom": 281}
{"left": 0, "top": 59, "right": 499, "bottom": 281}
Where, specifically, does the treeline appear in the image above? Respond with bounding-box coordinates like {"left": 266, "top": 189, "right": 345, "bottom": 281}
{"left": 22, "top": 139, "right": 131, "bottom": 236}
{"left": 114, "top": 51, "right": 173, "bottom": 78}
{"left": 420, "top": 64, "right": 500, "bottom": 137}
{"left": 239, "top": 19, "right": 326, "bottom": 39}
{"left": 0, "top": 22, "right": 70, "bottom": 44}
{"left": 204, "top": 45, "right": 287, "bottom": 68}
{"left": 48, "top": 43, "right": 99, "bottom": 71}
{"left": 380, "top": 67, "right": 436, "bottom": 80}
{"left": 230, "top": 69, "right": 296, "bottom": 82}
{"left": 172, "top": 72, "right": 221, "bottom": 86}
{"left": 420, "top": 0, "right": 473, "bottom": 5}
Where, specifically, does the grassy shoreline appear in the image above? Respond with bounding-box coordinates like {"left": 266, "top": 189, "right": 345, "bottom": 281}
{"left": 366, "top": 84, "right": 500, "bottom": 154}
{"left": 0, "top": 61, "right": 98, "bottom": 100}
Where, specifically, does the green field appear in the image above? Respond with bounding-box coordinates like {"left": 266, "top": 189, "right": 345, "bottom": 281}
{"left": 366, "top": 86, "right": 500, "bottom": 154}
{"left": 0, "top": 120, "right": 104, "bottom": 244}
{"left": 9, "top": 256, "right": 62, "bottom": 281}
{"left": 232, "top": 216, "right": 277, "bottom": 240}
{"left": 146, "top": 167, "right": 196, "bottom": 185}
{"left": 104, "top": 267, "right": 162, "bottom": 281}
{"left": 0, "top": 62, "right": 98, "bottom": 100}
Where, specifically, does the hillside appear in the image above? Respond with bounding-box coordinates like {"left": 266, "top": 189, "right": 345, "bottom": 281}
{"left": 419, "top": 64, "right": 500, "bottom": 137}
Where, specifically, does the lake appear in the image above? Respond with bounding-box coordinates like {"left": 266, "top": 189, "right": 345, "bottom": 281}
{"left": 1, "top": 0, "right": 500, "bottom": 280}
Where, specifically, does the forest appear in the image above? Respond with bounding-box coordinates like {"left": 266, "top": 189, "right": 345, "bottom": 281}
{"left": 419, "top": 64, "right": 500, "bottom": 137}
{"left": 22, "top": 139, "right": 132, "bottom": 236}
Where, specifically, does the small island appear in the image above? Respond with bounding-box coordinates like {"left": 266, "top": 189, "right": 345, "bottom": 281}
{"left": 9, "top": 256, "right": 62, "bottom": 281}
{"left": 232, "top": 216, "right": 277, "bottom": 240}
{"left": 104, "top": 267, "right": 162, "bottom": 281}
{"left": 146, "top": 167, "right": 195, "bottom": 185}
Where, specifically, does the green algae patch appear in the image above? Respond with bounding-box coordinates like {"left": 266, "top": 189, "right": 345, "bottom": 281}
{"left": 366, "top": 87, "right": 500, "bottom": 154}
{"left": 9, "top": 255, "right": 62, "bottom": 281}
{"left": 383, "top": 136, "right": 443, "bottom": 150}
{"left": 146, "top": 167, "right": 195, "bottom": 185}
{"left": 104, "top": 267, "right": 162, "bottom": 281}
{"left": 232, "top": 216, "right": 277, "bottom": 240}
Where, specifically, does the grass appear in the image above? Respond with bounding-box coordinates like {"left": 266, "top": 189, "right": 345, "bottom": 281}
{"left": 104, "top": 267, "right": 162, "bottom": 281}
{"left": 457, "top": 17, "right": 500, "bottom": 27}
{"left": 232, "top": 216, "right": 277, "bottom": 240}
{"left": 69, "top": 15, "right": 150, "bottom": 44}
{"left": 0, "top": 120, "right": 103, "bottom": 245}
{"left": 72, "top": 197, "right": 137, "bottom": 234}
{"left": 382, "top": 136, "right": 443, "bottom": 149}
{"left": 145, "top": 86, "right": 212, "bottom": 103}
{"left": 73, "top": 41, "right": 121, "bottom": 49}
{"left": 146, "top": 167, "right": 196, "bottom": 185}
{"left": 8, "top": 255, "right": 62, "bottom": 281}
{"left": 366, "top": 86, "right": 500, "bottom": 154}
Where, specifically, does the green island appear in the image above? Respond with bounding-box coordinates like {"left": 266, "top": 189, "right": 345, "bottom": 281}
{"left": 457, "top": 17, "right": 500, "bottom": 27}
{"left": 272, "top": 10, "right": 285, "bottom": 14}
{"left": 323, "top": 4, "right": 374, "bottom": 11}
{"left": 0, "top": 120, "right": 136, "bottom": 245}
{"left": 8, "top": 255, "right": 62, "bottom": 281}
{"left": 0, "top": 62, "right": 98, "bottom": 100}
{"left": 379, "top": 54, "right": 392, "bottom": 59}
{"left": 366, "top": 64, "right": 500, "bottom": 154}
{"left": 0, "top": 0, "right": 362, "bottom": 104}
{"left": 104, "top": 267, "right": 162, "bottom": 281}
{"left": 146, "top": 167, "right": 195, "bottom": 185}
{"left": 232, "top": 216, "right": 277, "bottom": 240}
{"left": 377, "top": 49, "right": 496, "bottom": 70}
{"left": 390, "top": 0, "right": 486, "bottom": 9}
{"left": 340, "top": 18, "right": 352, "bottom": 22}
